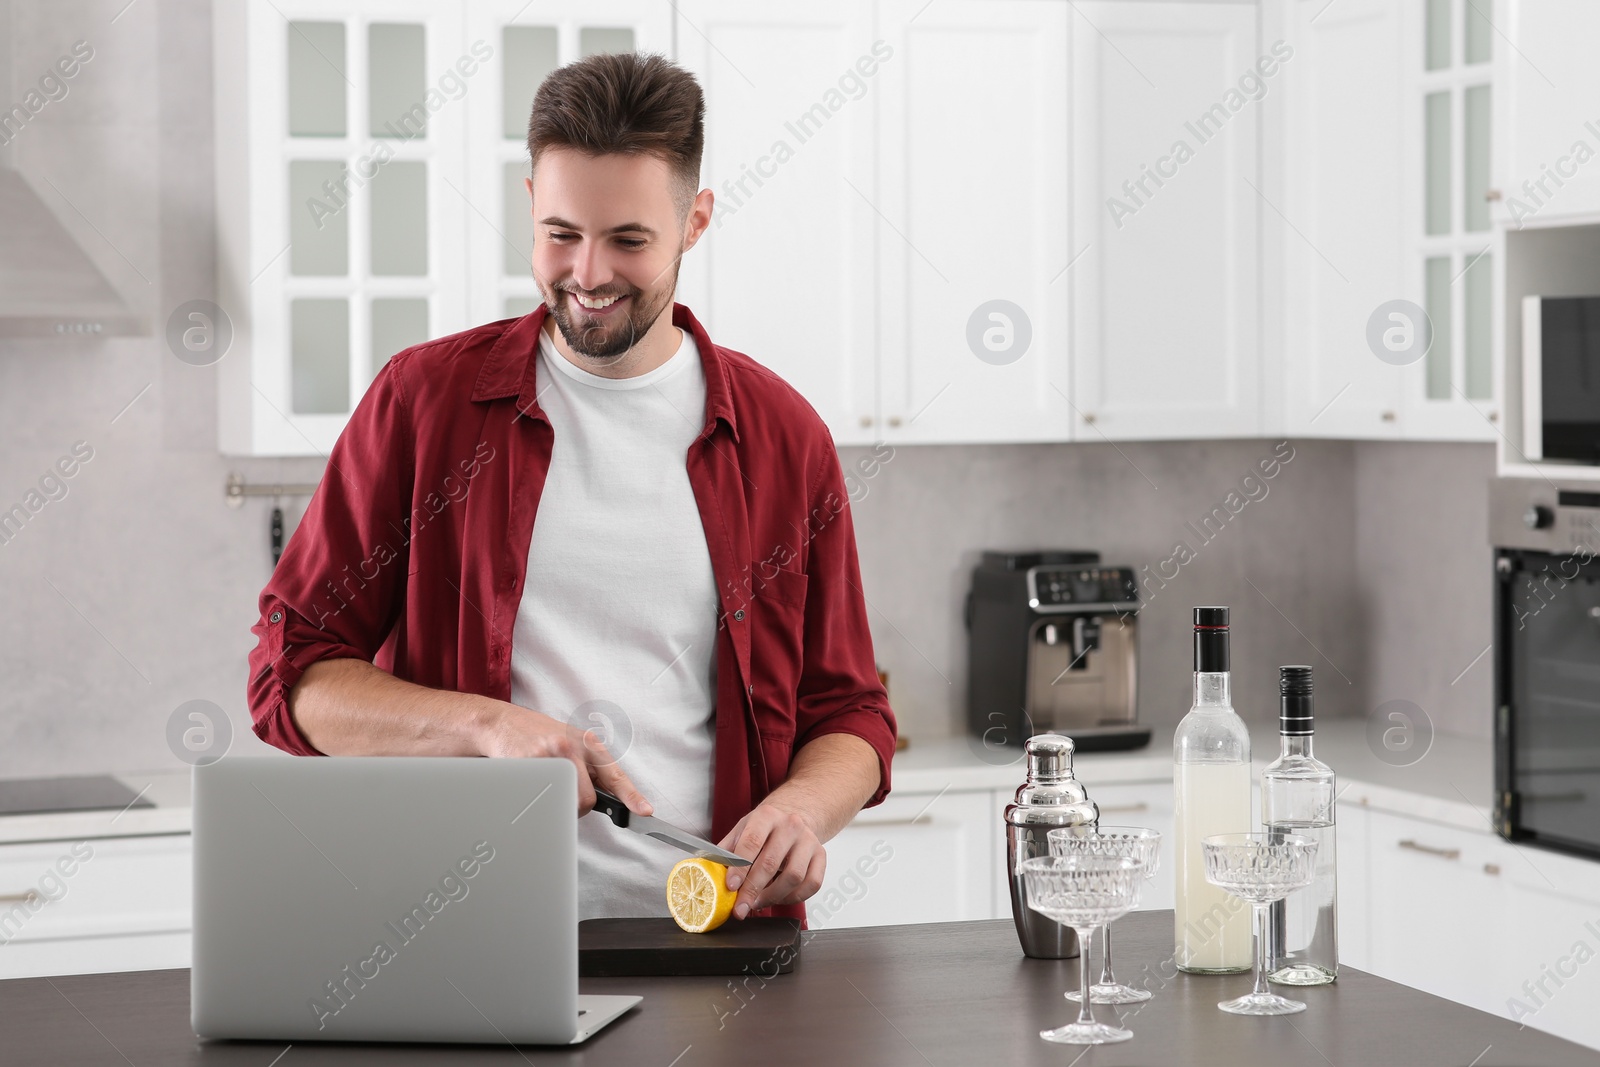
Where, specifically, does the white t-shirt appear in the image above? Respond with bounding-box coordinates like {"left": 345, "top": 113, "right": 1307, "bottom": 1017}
{"left": 509, "top": 325, "right": 720, "bottom": 919}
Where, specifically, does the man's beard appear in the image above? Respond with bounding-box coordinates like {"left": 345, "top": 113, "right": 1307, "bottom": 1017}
{"left": 542, "top": 265, "right": 677, "bottom": 360}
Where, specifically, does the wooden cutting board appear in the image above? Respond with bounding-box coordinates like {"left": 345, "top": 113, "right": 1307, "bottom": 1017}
{"left": 578, "top": 917, "right": 803, "bottom": 977}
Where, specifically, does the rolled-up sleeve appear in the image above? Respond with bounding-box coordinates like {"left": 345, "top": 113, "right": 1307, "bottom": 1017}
{"left": 792, "top": 440, "right": 897, "bottom": 807}
{"left": 246, "top": 358, "right": 415, "bottom": 755}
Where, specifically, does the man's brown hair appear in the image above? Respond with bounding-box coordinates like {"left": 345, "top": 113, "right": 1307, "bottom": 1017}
{"left": 526, "top": 52, "right": 705, "bottom": 215}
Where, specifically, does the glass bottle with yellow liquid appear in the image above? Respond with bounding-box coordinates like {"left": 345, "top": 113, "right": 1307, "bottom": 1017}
{"left": 1173, "top": 606, "right": 1252, "bottom": 973}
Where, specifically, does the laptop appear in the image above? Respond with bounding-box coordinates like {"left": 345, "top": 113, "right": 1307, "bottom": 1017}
{"left": 191, "top": 756, "right": 640, "bottom": 1044}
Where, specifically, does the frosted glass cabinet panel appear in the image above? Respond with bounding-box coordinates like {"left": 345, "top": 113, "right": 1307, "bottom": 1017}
{"left": 369, "top": 161, "right": 428, "bottom": 276}
{"left": 368, "top": 23, "right": 426, "bottom": 138}
{"left": 579, "top": 28, "right": 635, "bottom": 57}
{"left": 371, "top": 298, "right": 430, "bottom": 377}
{"left": 292, "top": 299, "right": 351, "bottom": 415}
{"left": 288, "top": 160, "right": 348, "bottom": 276}
{"left": 501, "top": 27, "right": 559, "bottom": 140}
{"left": 287, "top": 22, "right": 345, "bottom": 136}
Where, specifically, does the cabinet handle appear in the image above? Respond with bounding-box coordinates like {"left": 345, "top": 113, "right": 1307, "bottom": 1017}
{"left": 1098, "top": 802, "right": 1149, "bottom": 814}
{"left": 0, "top": 890, "right": 39, "bottom": 904}
{"left": 887, "top": 416, "right": 903, "bottom": 428}
{"left": 1082, "top": 412, "right": 1097, "bottom": 424}
{"left": 859, "top": 415, "right": 874, "bottom": 428}
{"left": 1381, "top": 410, "right": 1397, "bottom": 422}
{"left": 852, "top": 814, "right": 933, "bottom": 828}
{"left": 1398, "top": 839, "right": 1460, "bottom": 860}
{"left": 1486, "top": 188, "right": 1502, "bottom": 202}
{"left": 1488, "top": 410, "right": 1499, "bottom": 422}
{"left": 1483, "top": 863, "right": 1501, "bottom": 876}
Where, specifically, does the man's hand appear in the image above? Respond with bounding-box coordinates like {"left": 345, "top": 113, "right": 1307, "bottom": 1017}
{"left": 718, "top": 799, "right": 827, "bottom": 919}
{"left": 476, "top": 702, "right": 653, "bottom": 819}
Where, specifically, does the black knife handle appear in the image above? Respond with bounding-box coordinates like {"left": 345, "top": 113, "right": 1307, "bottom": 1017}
{"left": 591, "top": 788, "right": 630, "bottom": 827}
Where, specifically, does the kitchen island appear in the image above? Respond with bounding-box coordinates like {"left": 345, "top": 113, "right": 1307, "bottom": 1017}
{"left": 4, "top": 911, "right": 1593, "bottom": 1066}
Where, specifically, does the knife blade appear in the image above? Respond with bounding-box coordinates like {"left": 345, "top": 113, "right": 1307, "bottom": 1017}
{"left": 590, "top": 789, "right": 752, "bottom": 867}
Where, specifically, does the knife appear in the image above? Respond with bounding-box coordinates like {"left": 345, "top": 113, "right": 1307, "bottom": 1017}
{"left": 589, "top": 789, "right": 752, "bottom": 867}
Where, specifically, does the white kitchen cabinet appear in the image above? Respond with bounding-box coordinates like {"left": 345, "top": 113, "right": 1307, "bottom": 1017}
{"left": 215, "top": 0, "right": 471, "bottom": 456}
{"left": 874, "top": 0, "right": 1073, "bottom": 445}
{"left": 811, "top": 789, "right": 992, "bottom": 930}
{"left": 1499, "top": 843, "right": 1600, "bottom": 1051}
{"left": 1069, "top": 1, "right": 1261, "bottom": 441}
{"left": 0, "top": 834, "right": 192, "bottom": 980}
{"left": 672, "top": 1, "right": 879, "bottom": 445}
{"left": 1495, "top": 0, "right": 1600, "bottom": 226}
{"left": 1361, "top": 808, "right": 1511, "bottom": 1017}
{"left": 1281, "top": 0, "right": 1406, "bottom": 438}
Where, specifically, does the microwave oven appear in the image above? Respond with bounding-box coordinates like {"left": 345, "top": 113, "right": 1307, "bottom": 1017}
{"left": 1521, "top": 295, "right": 1600, "bottom": 465}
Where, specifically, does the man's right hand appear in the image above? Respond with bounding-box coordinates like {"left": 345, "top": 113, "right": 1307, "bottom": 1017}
{"left": 475, "top": 701, "right": 654, "bottom": 819}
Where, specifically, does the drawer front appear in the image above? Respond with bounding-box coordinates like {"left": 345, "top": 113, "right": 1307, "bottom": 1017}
{"left": 0, "top": 835, "right": 191, "bottom": 945}
{"left": 813, "top": 790, "right": 992, "bottom": 929}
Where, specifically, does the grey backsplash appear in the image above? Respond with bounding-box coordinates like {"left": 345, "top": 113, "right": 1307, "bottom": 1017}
{"left": 0, "top": 0, "right": 1500, "bottom": 777}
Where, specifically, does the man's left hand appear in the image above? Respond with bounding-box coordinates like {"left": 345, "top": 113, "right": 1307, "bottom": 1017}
{"left": 717, "top": 800, "right": 827, "bottom": 918}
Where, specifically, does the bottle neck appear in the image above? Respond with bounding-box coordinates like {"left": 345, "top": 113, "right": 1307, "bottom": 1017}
{"left": 1278, "top": 733, "right": 1314, "bottom": 758}
{"left": 1192, "top": 671, "right": 1231, "bottom": 708}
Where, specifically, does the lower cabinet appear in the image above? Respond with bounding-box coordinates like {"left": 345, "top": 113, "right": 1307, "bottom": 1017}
{"left": 0, "top": 834, "right": 192, "bottom": 980}
{"left": 810, "top": 789, "right": 993, "bottom": 930}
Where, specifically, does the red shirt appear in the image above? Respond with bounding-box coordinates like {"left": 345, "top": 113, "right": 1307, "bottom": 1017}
{"left": 246, "top": 303, "right": 897, "bottom": 921}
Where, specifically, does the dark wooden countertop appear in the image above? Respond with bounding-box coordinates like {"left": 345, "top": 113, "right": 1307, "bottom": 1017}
{"left": 4, "top": 912, "right": 1596, "bottom": 1066}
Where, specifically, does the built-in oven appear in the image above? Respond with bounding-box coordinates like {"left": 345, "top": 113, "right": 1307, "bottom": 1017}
{"left": 1491, "top": 479, "right": 1600, "bottom": 862}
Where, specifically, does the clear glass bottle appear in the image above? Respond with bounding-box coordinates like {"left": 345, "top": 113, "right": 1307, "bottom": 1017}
{"left": 1262, "top": 665, "right": 1338, "bottom": 985}
{"left": 1173, "top": 606, "right": 1253, "bottom": 973}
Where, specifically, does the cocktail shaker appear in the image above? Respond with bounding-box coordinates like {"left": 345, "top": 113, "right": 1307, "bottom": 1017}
{"left": 1005, "top": 733, "right": 1099, "bottom": 958}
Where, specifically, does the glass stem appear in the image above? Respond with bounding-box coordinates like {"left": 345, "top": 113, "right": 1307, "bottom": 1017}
{"left": 1251, "top": 902, "right": 1271, "bottom": 998}
{"left": 1075, "top": 926, "right": 1098, "bottom": 1027}
{"left": 1098, "top": 925, "right": 1115, "bottom": 986}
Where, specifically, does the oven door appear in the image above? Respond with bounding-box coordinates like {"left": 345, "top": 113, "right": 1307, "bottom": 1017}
{"left": 1494, "top": 548, "right": 1600, "bottom": 860}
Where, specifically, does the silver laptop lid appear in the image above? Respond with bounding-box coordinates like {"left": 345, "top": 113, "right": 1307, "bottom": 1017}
{"left": 192, "top": 757, "right": 577, "bottom": 1043}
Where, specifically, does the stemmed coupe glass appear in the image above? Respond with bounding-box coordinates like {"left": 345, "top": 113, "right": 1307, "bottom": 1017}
{"left": 1016, "top": 853, "right": 1147, "bottom": 1044}
{"left": 1201, "top": 832, "right": 1319, "bottom": 1015}
{"left": 1049, "top": 825, "right": 1162, "bottom": 1005}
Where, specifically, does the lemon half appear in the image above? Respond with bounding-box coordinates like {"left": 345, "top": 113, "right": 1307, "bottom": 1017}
{"left": 666, "top": 857, "right": 737, "bottom": 933}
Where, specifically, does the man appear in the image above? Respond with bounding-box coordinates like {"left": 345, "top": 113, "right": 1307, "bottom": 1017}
{"left": 246, "top": 53, "right": 896, "bottom": 924}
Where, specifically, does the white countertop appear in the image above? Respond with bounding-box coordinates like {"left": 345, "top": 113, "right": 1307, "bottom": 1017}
{"left": 0, "top": 719, "right": 1497, "bottom": 845}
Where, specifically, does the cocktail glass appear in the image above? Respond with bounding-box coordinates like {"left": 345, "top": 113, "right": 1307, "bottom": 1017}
{"left": 1050, "top": 825, "right": 1162, "bottom": 1005}
{"left": 1201, "top": 832, "right": 1319, "bottom": 1016}
{"left": 1017, "top": 853, "right": 1147, "bottom": 1044}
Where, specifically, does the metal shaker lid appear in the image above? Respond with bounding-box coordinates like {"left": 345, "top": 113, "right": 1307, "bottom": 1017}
{"left": 1004, "top": 734, "right": 1099, "bottom": 829}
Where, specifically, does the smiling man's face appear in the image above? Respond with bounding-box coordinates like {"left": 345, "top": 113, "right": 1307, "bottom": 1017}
{"left": 528, "top": 148, "right": 710, "bottom": 366}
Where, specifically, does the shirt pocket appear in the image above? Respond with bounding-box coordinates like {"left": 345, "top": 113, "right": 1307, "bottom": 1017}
{"left": 747, "top": 566, "right": 809, "bottom": 744}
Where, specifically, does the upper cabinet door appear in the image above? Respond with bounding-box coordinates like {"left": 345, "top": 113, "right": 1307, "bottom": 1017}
{"left": 1498, "top": 0, "right": 1600, "bottom": 225}
{"left": 218, "top": 0, "right": 469, "bottom": 456}
{"left": 1397, "top": 0, "right": 1498, "bottom": 439}
{"left": 875, "top": 0, "right": 1073, "bottom": 445}
{"left": 1282, "top": 0, "right": 1406, "bottom": 438}
{"left": 673, "top": 1, "right": 879, "bottom": 445}
{"left": 464, "top": 1, "right": 673, "bottom": 329}
{"left": 1070, "top": 2, "right": 1261, "bottom": 441}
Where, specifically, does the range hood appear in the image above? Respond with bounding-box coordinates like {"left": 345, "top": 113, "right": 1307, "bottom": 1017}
{"left": 0, "top": 167, "right": 147, "bottom": 338}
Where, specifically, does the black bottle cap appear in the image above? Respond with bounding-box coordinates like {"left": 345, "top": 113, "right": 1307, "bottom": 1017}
{"left": 1279, "top": 665, "right": 1314, "bottom": 735}
{"left": 1193, "top": 606, "right": 1230, "bottom": 672}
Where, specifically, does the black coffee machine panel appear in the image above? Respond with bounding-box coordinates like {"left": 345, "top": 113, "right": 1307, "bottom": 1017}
{"left": 966, "top": 550, "right": 1152, "bottom": 753}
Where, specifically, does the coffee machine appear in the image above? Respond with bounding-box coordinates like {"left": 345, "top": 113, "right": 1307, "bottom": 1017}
{"left": 966, "top": 550, "right": 1151, "bottom": 752}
